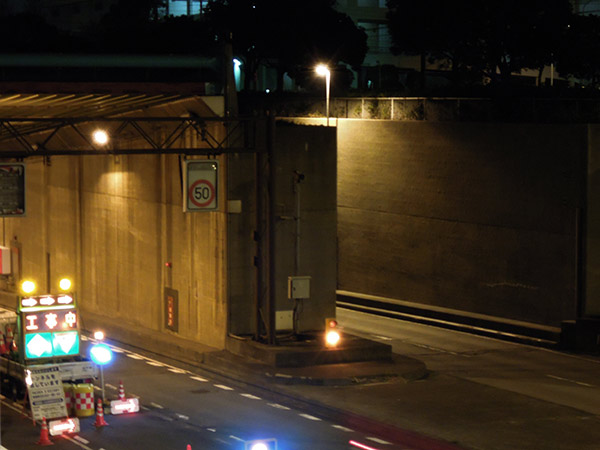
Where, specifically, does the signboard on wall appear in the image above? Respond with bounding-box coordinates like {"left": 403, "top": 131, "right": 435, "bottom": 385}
{"left": 183, "top": 160, "right": 219, "bottom": 212}
{"left": 0, "top": 164, "right": 25, "bottom": 216}
{"left": 164, "top": 287, "right": 179, "bottom": 332}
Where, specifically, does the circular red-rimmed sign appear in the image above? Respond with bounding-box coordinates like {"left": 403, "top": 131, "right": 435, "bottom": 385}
{"left": 188, "top": 179, "right": 216, "bottom": 208}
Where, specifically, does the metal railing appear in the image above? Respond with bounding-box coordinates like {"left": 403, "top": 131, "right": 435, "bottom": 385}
{"left": 266, "top": 96, "right": 600, "bottom": 122}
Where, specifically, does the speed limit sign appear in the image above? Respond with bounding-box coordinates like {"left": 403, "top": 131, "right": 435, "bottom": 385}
{"left": 183, "top": 160, "right": 219, "bottom": 212}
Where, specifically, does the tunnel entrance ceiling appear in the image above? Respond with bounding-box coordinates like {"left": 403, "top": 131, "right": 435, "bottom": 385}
{"left": 0, "top": 92, "right": 248, "bottom": 157}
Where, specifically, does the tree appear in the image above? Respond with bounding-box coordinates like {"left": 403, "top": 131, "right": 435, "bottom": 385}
{"left": 556, "top": 14, "right": 600, "bottom": 87}
{"left": 386, "top": 0, "right": 573, "bottom": 88}
{"left": 204, "top": 0, "right": 367, "bottom": 92}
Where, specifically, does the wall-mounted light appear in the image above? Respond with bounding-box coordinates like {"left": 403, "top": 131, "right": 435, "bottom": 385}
{"left": 92, "top": 129, "right": 109, "bottom": 146}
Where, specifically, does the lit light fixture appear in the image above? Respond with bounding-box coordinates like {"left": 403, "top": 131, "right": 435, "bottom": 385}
{"left": 94, "top": 330, "right": 105, "bottom": 341}
{"left": 92, "top": 129, "right": 109, "bottom": 146}
{"left": 58, "top": 277, "right": 72, "bottom": 292}
{"left": 315, "top": 64, "right": 331, "bottom": 126}
{"left": 325, "top": 318, "right": 340, "bottom": 347}
{"left": 21, "top": 279, "right": 36, "bottom": 295}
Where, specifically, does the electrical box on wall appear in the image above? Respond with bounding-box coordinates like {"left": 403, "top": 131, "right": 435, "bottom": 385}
{"left": 276, "top": 310, "right": 293, "bottom": 331}
{"left": 0, "top": 246, "right": 10, "bottom": 275}
{"left": 288, "top": 276, "right": 311, "bottom": 299}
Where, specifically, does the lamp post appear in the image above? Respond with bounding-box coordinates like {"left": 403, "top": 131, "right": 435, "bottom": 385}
{"left": 315, "top": 64, "right": 330, "bottom": 126}
{"left": 89, "top": 331, "right": 112, "bottom": 405}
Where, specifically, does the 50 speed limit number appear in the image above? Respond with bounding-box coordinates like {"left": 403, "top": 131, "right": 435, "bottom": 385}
{"left": 184, "top": 160, "right": 218, "bottom": 211}
{"left": 189, "top": 179, "right": 215, "bottom": 208}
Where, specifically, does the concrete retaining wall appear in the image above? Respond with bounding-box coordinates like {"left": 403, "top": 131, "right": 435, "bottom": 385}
{"left": 337, "top": 120, "right": 586, "bottom": 327}
{"left": 5, "top": 151, "right": 228, "bottom": 349}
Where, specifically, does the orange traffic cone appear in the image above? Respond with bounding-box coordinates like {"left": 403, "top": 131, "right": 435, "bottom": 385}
{"left": 36, "top": 417, "right": 53, "bottom": 446}
{"left": 118, "top": 380, "right": 125, "bottom": 401}
{"left": 94, "top": 398, "right": 108, "bottom": 428}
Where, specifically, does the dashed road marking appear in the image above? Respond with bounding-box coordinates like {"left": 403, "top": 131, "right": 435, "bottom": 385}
{"left": 371, "top": 334, "right": 393, "bottom": 341}
{"left": 229, "top": 435, "right": 244, "bottom": 442}
{"left": 168, "top": 368, "right": 186, "bottom": 374}
{"left": 547, "top": 374, "right": 595, "bottom": 387}
{"left": 207, "top": 428, "right": 217, "bottom": 432}
{"left": 146, "top": 361, "right": 164, "bottom": 367}
{"left": 332, "top": 424, "right": 354, "bottom": 432}
{"left": 150, "top": 402, "right": 164, "bottom": 409}
{"left": 190, "top": 376, "right": 208, "bottom": 382}
{"left": 73, "top": 435, "right": 90, "bottom": 444}
{"left": 105, "top": 383, "right": 117, "bottom": 390}
{"left": 214, "top": 384, "right": 234, "bottom": 391}
{"left": 299, "top": 413, "right": 321, "bottom": 421}
{"left": 176, "top": 413, "right": 189, "bottom": 420}
{"left": 126, "top": 353, "right": 144, "bottom": 360}
{"left": 240, "top": 393, "right": 261, "bottom": 400}
{"left": 367, "top": 436, "right": 392, "bottom": 445}
{"left": 267, "top": 403, "right": 290, "bottom": 410}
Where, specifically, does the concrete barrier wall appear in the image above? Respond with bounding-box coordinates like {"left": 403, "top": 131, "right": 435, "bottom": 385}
{"left": 5, "top": 150, "right": 228, "bottom": 349}
{"left": 338, "top": 120, "right": 586, "bottom": 327}
{"left": 228, "top": 122, "right": 337, "bottom": 335}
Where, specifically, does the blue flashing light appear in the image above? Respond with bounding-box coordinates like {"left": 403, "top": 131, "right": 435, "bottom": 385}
{"left": 89, "top": 343, "right": 113, "bottom": 366}
{"left": 245, "top": 438, "right": 277, "bottom": 450}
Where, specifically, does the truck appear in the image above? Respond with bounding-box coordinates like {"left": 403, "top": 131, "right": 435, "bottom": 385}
{"left": 0, "top": 285, "right": 97, "bottom": 403}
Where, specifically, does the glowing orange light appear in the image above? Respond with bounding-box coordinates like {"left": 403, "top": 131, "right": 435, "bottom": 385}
{"left": 326, "top": 330, "right": 340, "bottom": 347}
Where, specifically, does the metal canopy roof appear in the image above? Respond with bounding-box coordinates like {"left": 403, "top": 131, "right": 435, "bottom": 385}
{"left": 0, "top": 93, "right": 250, "bottom": 157}
{"left": 0, "top": 92, "right": 186, "bottom": 119}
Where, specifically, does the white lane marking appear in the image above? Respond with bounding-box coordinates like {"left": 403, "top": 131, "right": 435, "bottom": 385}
{"left": 371, "top": 334, "right": 393, "bottom": 341}
{"left": 73, "top": 435, "right": 90, "bottom": 444}
{"left": 267, "top": 403, "right": 290, "bottom": 410}
{"left": 81, "top": 336, "right": 88, "bottom": 341}
{"left": 63, "top": 434, "right": 94, "bottom": 450}
{"left": 229, "top": 435, "right": 244, "bottom": 442}
{"left": 299, "top": 413, "right": 321, "bottom": 421}
{"left": 176, "top": 413, "right": 189, "bottom": 420}
{"left": 207, "top": 428, "right": 217, "bottom": 432}
{"left": 191, "top": 376, "right": 208, "bottom": 382}
{"left": 168, "top": 368, "right": 186, "bottom": 374}
{"left": 109, "top": 346, "right": 123, "bottom": 353}
{"left": 240, "top": 393, "right": 261, "bottom": 400}
{"left": 546, "top": 374, "right": 595, "bottom": 387}
{"left": 126, "top": 353, "right": 144, "bottom": 360}
{"left": 332, "top": 425, "right": 354, "bottom": 432}
{"left": 367, "top": 436, "right": 392, "bottom": 445}
{"left": 214, "top": 384, "right": 234, "bottom": 391}
{"left": 0, "top": 399, "right": 24, "bottom": 414}
{"left": 151, "top": 402, "right": 164, "bottom": 409}
{"left": 141, "top": 405, "right": 149, "bottom": 411}
{"left": 105, "top": 383, "right": 117, "bottom": 390}
{"left": 146, "top": 361, "right": 164, "bottom": 367}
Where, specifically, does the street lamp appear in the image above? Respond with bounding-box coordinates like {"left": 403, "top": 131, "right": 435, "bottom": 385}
{"left": 315, "top": 64, "right": 331, "bottom": 126}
